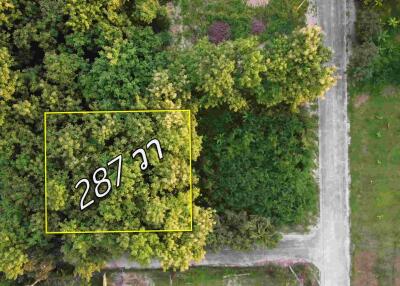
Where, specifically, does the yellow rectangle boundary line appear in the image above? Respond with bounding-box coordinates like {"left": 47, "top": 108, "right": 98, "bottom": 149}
{"left": 44, "top": 109, "right": 193, "bottom": 235}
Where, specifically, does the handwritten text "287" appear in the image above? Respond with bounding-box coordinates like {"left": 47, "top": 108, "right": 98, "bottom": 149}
{"left": 75, "top": 138, "right": 163, "bottom": 211}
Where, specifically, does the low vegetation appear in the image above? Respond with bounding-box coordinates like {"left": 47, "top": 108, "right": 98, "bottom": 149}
{"left": 350, "top": 88, "right": 400, "bottom": 286}
{"left": 179, "top": 0, "right": 308, "bottom": 41}
{"left": 349, "top": 0, "right": 400, "bottom": 285}
{"left": 46, "top": 265, "right": 320, "bottom": 286}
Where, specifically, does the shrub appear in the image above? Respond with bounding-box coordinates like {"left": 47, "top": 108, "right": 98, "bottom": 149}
{"left": 134, "top": 0, "right": 161, "bottom": 24}
{"left": 348, "top": 41, "right": 379, "bottom": 82}
{"left": 355, "top": 9, "right": 382, "bottom": 43}
{"left": 208, "top": 21, "right": 231, "bottom": 44}
{"left": 251, "top": 19, "right": 266, "bottom": 35}
{"left": 199, "top": 110, "right": 318, "bottom": 226}
{"left": 207, "top": 211, "right": 282, "bottom": 250}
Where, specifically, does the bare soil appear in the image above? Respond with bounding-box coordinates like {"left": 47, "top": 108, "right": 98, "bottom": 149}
{"left": 354, "top": 94, "right": 369, "bottom": 108}
{"left": 353, "top": 251, "right": 378, "bottom": 286}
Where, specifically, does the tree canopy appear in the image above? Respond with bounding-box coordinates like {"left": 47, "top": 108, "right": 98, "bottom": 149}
{"left": 0, "top": 0, "right": 335, "bottom": 284}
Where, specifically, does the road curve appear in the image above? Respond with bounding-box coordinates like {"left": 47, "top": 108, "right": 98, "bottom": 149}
{"left": 106, "top": 1, "right": 353, "bottom": 285}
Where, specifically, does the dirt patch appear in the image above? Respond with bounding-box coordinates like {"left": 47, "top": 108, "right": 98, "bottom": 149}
{"left": 245, "top": 0, "right": 269, "bottom": 7}
{"left": 166, "top": 2, "right": 191, "bottom": 48}
{"left": 382, "top": 85, "right": 399, "bottom": 97}
{"left": 110, "top": 272, "right": 153, "bottom": 286}
{"left": 354, "top": 94, "right": 369, "bottom": 108}
{"left": 395, "top": 256, "right": 400, "bottom": 286}
{"left": 353, "top": 251, "right": 378, "bottom": 286}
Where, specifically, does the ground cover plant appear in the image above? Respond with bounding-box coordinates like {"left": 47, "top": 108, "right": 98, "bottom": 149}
{"left": 349, "top": 0, "right": 400, "bottom": 285}
{"left": 38, "top": 264, "right": 319, "bottom": 285}
{"left": 349, "top": 0, "right": 400, "bottom": 88}
{"left": 0, "top": 0, "right": 335, "bottom": 284}
{"left": 99, "top": 264, "right": 319, "bottom": 285}
{"left": 179, "top": 0, "right": 309, "bottom": 42}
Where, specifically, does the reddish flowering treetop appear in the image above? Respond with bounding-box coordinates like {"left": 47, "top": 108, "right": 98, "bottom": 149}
{"left": 208, "top": 21, "right": 231, "bottom": 44}
{"left": 251, "top": 19, "right": 266, "bottom": 35}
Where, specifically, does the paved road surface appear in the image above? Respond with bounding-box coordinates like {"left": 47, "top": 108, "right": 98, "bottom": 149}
{"left": 107, "top": 1, "right": 353, "bottom": 285}
{"left": 315, "top": 0, "right": 351, "bottom": 285}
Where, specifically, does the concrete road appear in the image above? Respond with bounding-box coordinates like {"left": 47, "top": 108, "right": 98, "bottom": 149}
{"left": 107, "top": 1, "right": 353, "bottom": 285}
{"left": 314, "top": 0, "right": 352, "bottom": 285}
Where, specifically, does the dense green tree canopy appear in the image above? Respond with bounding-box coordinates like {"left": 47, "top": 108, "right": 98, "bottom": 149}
{"left": 198, "top": 109, "right": 318, "bottom": 226}
{"left": 0, "top": 0, "right": 336, "bottom": 284}
{"left": 172, "top": 27, "right": 335, "bottom": 112}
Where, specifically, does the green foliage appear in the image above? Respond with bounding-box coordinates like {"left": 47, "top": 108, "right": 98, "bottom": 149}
{"left": 44, "top": 51, "right": 88, "bottom": 87}
{"left": 260, "top": 26, "right": 336, "bottom": 110}
{"left": 45, "top": 112, "right": 193, "bottom": 232}
{"left": 134, "top": 0, "right": 160, "bottom": 24}
{"left": 179, "top": 0, "right": 308, "bottom": 42}
{"left": 0, "top": 1, "right": 213, "bottom": 284}
{"left": 0, "top": 0, "right": 18, "bottom": 27}
{"left": 0, "top": 0, "right": 335, "bottom": 283}
{"left": 207, "top": 211, "right": 282, "bottom": 250}
{"left": 174, "top": 39, "right": 241, "bottom": 111}
{"left": 355, "top": 9, "right": 382, "bottom": 43}
{"left": 349, "top": 0, "right": 400, "bottom": 86}
{"left": 199, "top": 110, "right": 318, "bottom": 227}
{"left": 80, "top": 29, "right": 165, "bottom": 109}
{"left": 0, "top": 47, "right": 16, "bottom": 102}
{"left": 64, "top": 0, "right": 103, "bottom": 32}
{"left": 258, "top": 0, "right": 308, "bottom": 38}
{"left": 0, "top": 199, "right": 30, "bottom": 280}
{"left": 174, "top": 27, "right": 335, "bottom": 112}
{"left": 348, "top": 41, "right": 379, "bottom": 82}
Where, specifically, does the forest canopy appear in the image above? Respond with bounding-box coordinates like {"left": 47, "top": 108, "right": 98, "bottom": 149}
{"left": 0, "top": 0, "right": 335, "bottom": 284}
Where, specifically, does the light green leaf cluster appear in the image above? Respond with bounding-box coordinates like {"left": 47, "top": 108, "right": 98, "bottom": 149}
{"left": 174, "top": 29, "right": 335, "bottom": 112}
{"left": 64, "top": 0, "right": 106, "bottom": 32}
{"left": 0, "top": 47, "right": 17, "bottom": 101}
{"left": 134, "top": 0, "right": 160, "bottom": 24}
{"left": 0, "top": 0, "right": 16, "bottom": 26}
{"left": 0, "top": 225, "right": 29, "bottom": 279}
{"left": 261, "top": 26, "right": 337, "bottom": 110}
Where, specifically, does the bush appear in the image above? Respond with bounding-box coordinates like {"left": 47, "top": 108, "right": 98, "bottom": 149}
{"left": 151, "top": 7, "right": 171, "bottom": 32}
{"left": 350, "top": 0, "right": 400, "bottom": 87}
{"left": 134, "top": 0, "right": 161, "bottom": 24}
{"left": 199, "top": 110, "right": 318, "bottom": 226}
{"left": 355, "top": 9, "right": 382, "bottom": 43}
{"left": 349, "top": 41, "right": 379, "bottom": 83}
{"left": 251, "top": 19, "right": 266, "bottom": 35}
{"left": 208, "top": 21, "right": 231, "bottom": 44}
{"left": 207, "top": 211, "right": 282, "bottom": 250}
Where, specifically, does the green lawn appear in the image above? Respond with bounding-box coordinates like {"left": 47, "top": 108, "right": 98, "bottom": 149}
{"left": 350, "top": 87, "right": 400, "bottom": 285}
